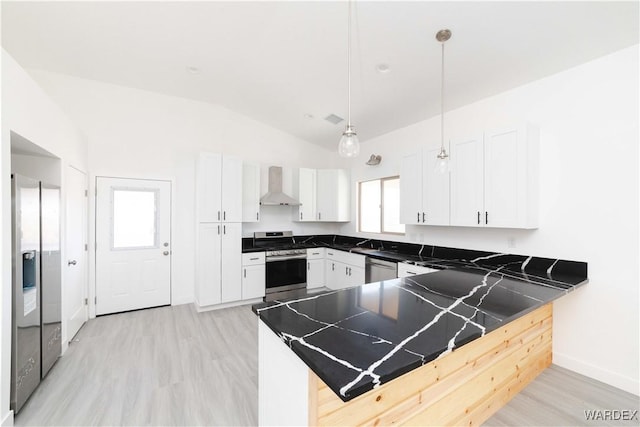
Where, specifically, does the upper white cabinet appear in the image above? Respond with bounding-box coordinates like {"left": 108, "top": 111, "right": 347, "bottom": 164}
{"left": 197, "top": 153, "right": 242, "bottom": 223}
{"left": 242, "top": 162, "right": 261, "bottom": 222}
{"left": 316, "top": 169, "right": 350, "bottom": 222}
{"left": 292, "top": 168, "right": 316, "bottom": 222}
{"left": 399, "top": 147, "right": 449, "bottom": 226}
{"left": 450, "top": 124, "right": 539, "bottom": 228}
{"left": 293, "top": 168, "right": 349, "bottom": 222}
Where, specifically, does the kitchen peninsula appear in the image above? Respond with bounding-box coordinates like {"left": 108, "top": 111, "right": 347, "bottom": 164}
{"left": 252, "top": 237, "right": 587, "bottom": 426}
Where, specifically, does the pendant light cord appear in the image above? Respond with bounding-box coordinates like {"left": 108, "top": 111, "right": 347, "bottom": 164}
{"left": 440, "top": 41, "right": 445, "bottom": 152}
{"left": 347, "top": 0, "right": 352, "bottom": 128}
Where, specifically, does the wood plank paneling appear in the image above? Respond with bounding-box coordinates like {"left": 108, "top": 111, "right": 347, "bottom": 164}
{"left": 309, "top": 304, "right": 553, "bottom": 427}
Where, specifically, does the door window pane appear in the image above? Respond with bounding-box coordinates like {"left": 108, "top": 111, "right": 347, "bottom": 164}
{"left": 359, "top": 180, "right": 381, "bottom": 233}
{"left": 112, "top": 189, "right": 158, "bottom": 249}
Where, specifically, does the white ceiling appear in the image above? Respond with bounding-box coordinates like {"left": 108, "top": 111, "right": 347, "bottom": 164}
{"left": 2, "top": 1, "right": 638, "bottom": 149}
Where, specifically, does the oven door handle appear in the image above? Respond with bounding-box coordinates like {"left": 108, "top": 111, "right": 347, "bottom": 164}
{"left": 266, "top": 254, "right": 308, "bottom": 262}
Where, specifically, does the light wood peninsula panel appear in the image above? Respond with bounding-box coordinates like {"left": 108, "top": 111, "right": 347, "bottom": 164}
{"left": 309, "top": 303, "right": 552, "bottom": 426}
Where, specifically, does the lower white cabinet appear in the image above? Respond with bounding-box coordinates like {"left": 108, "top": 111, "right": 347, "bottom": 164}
{"left": 307, "top": 248, "right": 325, "bottom": 289}
{"left": 242, "top": 253, "right": 266, "bottom": 300}
{"left": 324, "top": 250, "right": 365, "bottom": 290}
{"left": 196, "top": 222, "right": 242, "bottom": 307}
{"left": 397, "top": 263, "right": 439, "bottom": 278}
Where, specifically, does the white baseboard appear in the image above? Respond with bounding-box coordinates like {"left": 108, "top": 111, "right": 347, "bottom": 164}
{"left": 172, "top": 295, "right": 194, "bottom": 306}
{"left": 1, "top": 410, "right": 14, "bottom": 427}
{"left": 195, "top": 298, "right": 263, "bottom": 313}
{"left": 553, "top": 352, "right": 640, "bottom": 396}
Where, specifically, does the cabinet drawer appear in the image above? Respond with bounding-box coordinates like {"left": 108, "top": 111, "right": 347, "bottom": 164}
{"left": 397, "top": 262, "right": 439, "bottom": 278}
{"left": 242, "top": 252, "right": 265, "bottom": 266}
{"left": 326, "top": 249, "right": 365, "bottom": 269}
{"left": 307, "top": 248, "right": 326, "bottom": 260}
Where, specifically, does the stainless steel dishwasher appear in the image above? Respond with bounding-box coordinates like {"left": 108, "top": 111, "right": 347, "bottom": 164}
{"left": 365, "top": 257, "right": 398, "bottom": 283}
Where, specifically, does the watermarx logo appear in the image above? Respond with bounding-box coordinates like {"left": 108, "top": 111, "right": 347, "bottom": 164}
{"left": 584, "top": 409, "right": 638, "bottom": 421}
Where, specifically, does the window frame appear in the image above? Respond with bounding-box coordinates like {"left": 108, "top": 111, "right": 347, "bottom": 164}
{"left": 357, "top": 176, "right": 405, "bottom": 236}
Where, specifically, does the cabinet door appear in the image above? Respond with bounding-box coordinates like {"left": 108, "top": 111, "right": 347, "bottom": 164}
{"left": 348, "top": 265, "right": 365, "bottom": 287}
{"left": 242, "top": 264, "right": 265, "bottom": 299}
{"left": 196, "top": 223, "right": 221, "bottom": 306}
{"left": 316, "top": 169, "right": 350, "bottom": 222}
{"left": 307, "top": 259, "right": 325, "bottom": 289}
{"left": 324, "top": 260, "right": 341, "bottom": 290}
{"left": 399, "top": 152, "right": 423, "bottom": 225}
{"left": 221, "top": 156, "right": 243, "bottom": 222}
{"left": 242, "top": 162, "right": 261, "bottom": 223}
{"left": 197, "top": 153, "right": 222, "bottom": 222}
{"left": 422, "top": 147, "right": 450, "bottom": 226}
{"left": 450, "top": 135, "right": 484, "bottom": 226}
{"left": 293, "top": 168, "right": 316, "bottom": 222}
{"left": 484, "top": 126, "right": 532, "bottom": 228}
{"left": 221, "top": 223, "right": 242, "bottom": 303}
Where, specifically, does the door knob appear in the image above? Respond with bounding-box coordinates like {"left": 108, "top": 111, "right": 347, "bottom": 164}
{"left": 163, "top": 242, "right": 169, "bottom": 247}
{"left": 163, "top": 251, "right": 170, "bottom": 256}
{"left": 68, "top": 260, "right": 77, "bottom": 266}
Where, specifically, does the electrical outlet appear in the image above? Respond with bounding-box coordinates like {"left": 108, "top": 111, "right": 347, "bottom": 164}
{"left": 507, "top": 237, "right": 516, "bottom": 248}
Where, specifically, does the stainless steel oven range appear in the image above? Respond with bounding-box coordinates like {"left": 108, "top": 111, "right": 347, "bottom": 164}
{"left": 253, "top": 231, "right": 307, "bottom": 300}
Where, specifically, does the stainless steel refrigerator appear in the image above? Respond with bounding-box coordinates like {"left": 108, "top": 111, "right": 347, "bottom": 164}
{"left": 11, "top": 174, "right": 61, "bottom": 414}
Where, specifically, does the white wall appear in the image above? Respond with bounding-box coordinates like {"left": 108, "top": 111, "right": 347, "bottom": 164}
{"left": 26, "top": 70, "right": 345, "bottom": 310}
{"left": 340, "top": 46, "right": 639, "bottom": 395}
{"left": 1, "top": 49, "right": 88, "bottom": 426}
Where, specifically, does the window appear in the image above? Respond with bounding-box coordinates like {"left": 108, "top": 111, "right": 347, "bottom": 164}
{"left": 358, "top": 177, "right": 405, "bottom": 234}
{"left": 111, "top": 188, "right": 158, "bottom": 249}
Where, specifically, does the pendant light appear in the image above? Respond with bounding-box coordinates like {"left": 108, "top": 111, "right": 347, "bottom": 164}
{"left": 435, "top": 29, "right": 451, "bottom": 174}
{"left": 338, "top": 0, "right": 360, "bottom": 158}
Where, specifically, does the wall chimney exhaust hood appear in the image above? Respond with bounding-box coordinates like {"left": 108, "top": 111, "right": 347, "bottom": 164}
{"left": 260, "top": 166, "right": 301, "bottom": 206}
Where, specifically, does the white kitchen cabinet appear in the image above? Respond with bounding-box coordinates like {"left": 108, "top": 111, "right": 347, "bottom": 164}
{"left": 242, "top": 162, "right": 261, "bottom": 223}
{"left": 397, "top": 263, "right": 439, "bottom": 278}
{"left": 221, "top": 223, "right": 242, "bottom": 303}
{"left": 306, "top": 248, "right": 325, "bottom": 289}
{"left": 292, "top": 168, "right": 349, "bottom": 222}
{"left": 196, "top": 153, "right": 242, "bottom": 223}
{"left": 450, "top": 124, "right": 539, "bottom": 229}
{"left": 196, "top": 223, "right": 222, "bottom": 306}
{"left": 292, "top": 168, "right": 316, "bottom": 222}
{"left": 242, "top": 252, "right": 266, "bottom": 300}
{"left": 195, "top": 222, "right": 243, "bottom": 307}
{"left": 324, "top": 249, "right": 365, "bottom": 290}
{"left": 316, "top": 169, "right": 350, "bottom": 222}
{"left": 399, "top": 148, "right": 450, "bottom": 226}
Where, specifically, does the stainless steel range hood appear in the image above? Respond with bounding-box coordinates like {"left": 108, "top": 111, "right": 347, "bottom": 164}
{"left": 260, "top": 166, "right": 301, "bottom": 206}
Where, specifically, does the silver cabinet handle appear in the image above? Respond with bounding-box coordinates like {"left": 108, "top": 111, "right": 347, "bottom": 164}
{"left": 417, "top": 212, "right": 420, "bottom": 222}
{"left": 217, "top": 225, "right": 220, "bottom": 235}
{"left": 332, "top": 263, "right": 335, "bottom": 271}
{"left": 68, "top": 260, "right": 77, "bottom": 266}
{"left": 218, "top": 211, "right": 221, "bottom": 221}
{"left": 308, "top": 262, "right": 310, "bottom": 271}
{"left": 485, "top": 211, "right": 488, "bottom": 225}
{"left": 250, "top": 257, "right": 259, "bottom": 261}
{"left": 256, "top": 212, "right": 259, "bottom": 221}
{"left": 300, "top": 212, "right": 303, "bottom": 220}
{"left": 422, "top": 212, "right": 426, "bottom": 223}
{"left": 407, "top": 271, "right": 416, "bottom": 275}
{"left": 223, "top": 225, "right": 226, "bottom": 234}
{"left": 243, "top": 268, "right": 246, "bottom": 278}
{"left": 318, "top": 212, "right": 322, "bottom": 220}
{"left": 163, "top": 251, "right": 169, "bottom": 256}
{"left": 345, "top": 266, "right": 348, "bottom": 275}
{"left": 223, "top": 211, "right": 226, "bottom": 221}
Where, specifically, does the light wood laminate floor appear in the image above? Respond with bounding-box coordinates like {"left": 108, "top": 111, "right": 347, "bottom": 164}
{"left": 15, "top": 304, "right": 639, "bottom": 426}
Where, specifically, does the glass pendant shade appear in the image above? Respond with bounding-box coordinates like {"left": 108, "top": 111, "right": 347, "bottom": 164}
{"left": 338, "top": 125, "right": 360, "bottom": 158}
{"left": 435, "top": 148, "right": 450, "bottom": 174}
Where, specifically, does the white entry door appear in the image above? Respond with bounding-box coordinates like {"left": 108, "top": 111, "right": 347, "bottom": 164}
{"left": 66, "top": 166, "right": 88, "bottom": 340}
{"left": 95, "top": 177, "right": 171, "bottom": 315}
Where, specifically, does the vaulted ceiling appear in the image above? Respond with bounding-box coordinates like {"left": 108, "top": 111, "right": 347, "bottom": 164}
{"left": 2, "top": 1, "right": 638, "bottom": 149}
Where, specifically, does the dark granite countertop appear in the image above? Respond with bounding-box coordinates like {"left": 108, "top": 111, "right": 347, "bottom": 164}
{"left": 251, "top": 234, "right": 587, "bottom": 402}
